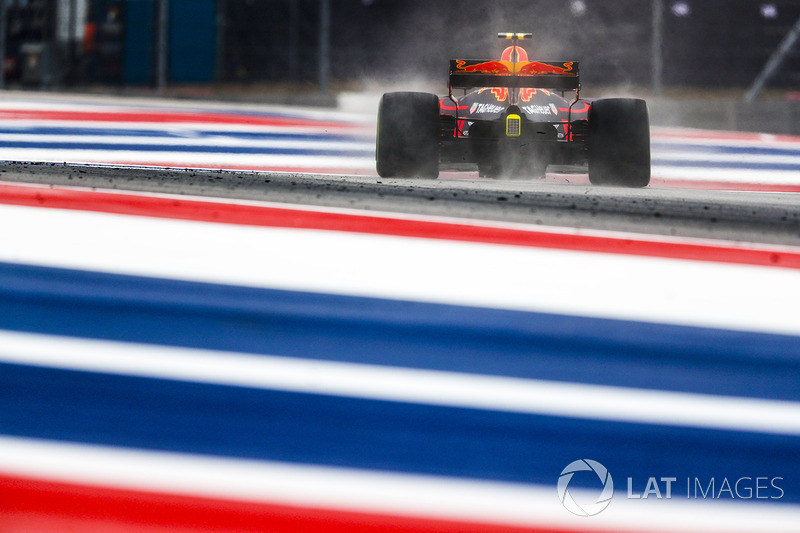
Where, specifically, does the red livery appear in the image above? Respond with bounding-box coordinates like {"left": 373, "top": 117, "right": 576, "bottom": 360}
{"left": 377, "top": 32, "right": 651, "bottom": 187}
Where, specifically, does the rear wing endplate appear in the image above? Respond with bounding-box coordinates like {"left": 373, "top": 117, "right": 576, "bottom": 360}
{"left": 449, "top": 60, "right": 579, "bottom": 91}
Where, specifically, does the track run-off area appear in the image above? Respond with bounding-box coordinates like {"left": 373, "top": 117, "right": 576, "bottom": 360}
{"left": 0, "top": 92, "right": 799, "bottom": 533}
{"left": 2, "top": 93, "right": 800, "bottom": 191}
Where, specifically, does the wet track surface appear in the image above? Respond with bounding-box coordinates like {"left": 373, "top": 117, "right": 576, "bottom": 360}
{"left": 0, "top": 92, "right": 798, "bottom": 247}
{"left": 2, "top": 161, "right": 799, "bottom": 246}
{"left": 3, "top": 95, "right": 800, "bottom": 532}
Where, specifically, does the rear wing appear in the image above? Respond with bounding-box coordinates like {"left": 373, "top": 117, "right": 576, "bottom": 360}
{"left": 449, "top": 60, "right": 579, "bottom": 91}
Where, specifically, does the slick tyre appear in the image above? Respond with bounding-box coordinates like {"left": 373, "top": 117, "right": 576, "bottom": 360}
{"left": 377, "top": 92, "right": 440, "bottom": 178}
{"left": 588, "top": 98, "right": 651, "bottom": 188}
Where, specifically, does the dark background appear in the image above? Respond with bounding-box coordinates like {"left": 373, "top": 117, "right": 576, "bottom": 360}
{"left": 6, "top": 0, "right": 800, "bottom": 91}
{"left": 221, "top": 0, "right": 800, "bottom": 89}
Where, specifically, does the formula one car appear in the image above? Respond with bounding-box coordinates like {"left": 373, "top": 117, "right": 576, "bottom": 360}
{"left": 376, "top": 33, "right": 650, "bottom": 187}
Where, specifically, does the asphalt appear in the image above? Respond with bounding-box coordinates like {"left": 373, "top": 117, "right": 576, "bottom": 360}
{"left": 2, "top": 161, "right": 799, "bottom": 246}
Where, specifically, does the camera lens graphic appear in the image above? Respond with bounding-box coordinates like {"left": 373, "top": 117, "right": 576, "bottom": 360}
{"left": 557, "top": 459, "right": 614, "bottom": 517}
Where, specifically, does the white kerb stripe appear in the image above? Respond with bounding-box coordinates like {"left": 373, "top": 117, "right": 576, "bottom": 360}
{"left": 1, "top": 330, "right": 798, "bottom": 435}
{"left": 0, "top": 204, "right": 799, "bottom": 336}
{"left": 0, "top": 436, "right": 798, "bottom": 533}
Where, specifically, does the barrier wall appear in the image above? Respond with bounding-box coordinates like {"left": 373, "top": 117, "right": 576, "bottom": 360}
{"left": 648, "top": 97, "right": 800, "bottom": 135}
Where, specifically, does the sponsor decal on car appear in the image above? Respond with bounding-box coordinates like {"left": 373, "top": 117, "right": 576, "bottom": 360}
{"left": 520, "top": 88, "right": 537, "bottom": 102}
{"left": 491, "top": 88, "right": 508, "bottom": 101}
{"left": 522, "top": 104, "right": 555, "bottom": 115}
{"left": 470, "top": 103, "right": 506, "bottom": 115}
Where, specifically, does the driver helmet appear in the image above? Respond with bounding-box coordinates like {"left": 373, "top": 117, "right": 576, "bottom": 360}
{"left": 501, "top": 45, "right": 529, "bottom": 62}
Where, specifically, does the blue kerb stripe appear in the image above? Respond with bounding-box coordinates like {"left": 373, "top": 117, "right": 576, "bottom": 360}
{"left": 0, "top": 140, "right": 373, "bottom": 157}
{"left": 1, "top": 261, "right": 799, "bottom": 402}
{"left": 1, "top": 362, "right": 797, "bottom": 500}
{"left": 652, "top": 159, "right": 800, "bottom": 171}
{"left": 0, "top": 126, "right": 371, "bottom": 142}
{"left": 652, "top": 142, "right": 800, "bottom": 158}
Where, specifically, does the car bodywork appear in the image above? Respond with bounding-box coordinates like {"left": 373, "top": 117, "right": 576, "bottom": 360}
{"left": 377, "top": 33, "right": 651, "bottom": 187}
{"left": 440, "top": 50, "right": 590, "bottom": 177}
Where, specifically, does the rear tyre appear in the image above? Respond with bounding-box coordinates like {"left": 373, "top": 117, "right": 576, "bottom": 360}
{"left": 377, "top": 92, "right": 440, "bottom": 178}
{"left": 587, "top": 98, "right": 650, "bottom": 188}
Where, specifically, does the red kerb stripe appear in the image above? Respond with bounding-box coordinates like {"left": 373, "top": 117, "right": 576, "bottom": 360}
{"left": 0, "top": 109, "right": 360, "bottom": 129}
{"left": 0, "top": 182, "right": 797, "bottom": 269}
{"left": 0, "top": 473, "right": 601, "bottom": 533}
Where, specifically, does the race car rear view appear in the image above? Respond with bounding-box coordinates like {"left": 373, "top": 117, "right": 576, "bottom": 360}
{"left": 376, "top": 32, "right": 651, "bottom": 187}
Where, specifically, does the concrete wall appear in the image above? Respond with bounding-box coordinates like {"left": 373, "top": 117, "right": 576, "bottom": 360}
{"left": 341, "top": 91, "right": 800, "bottom": 136}
{"left": 648, "top": 98, "right": 800, "bottom": 136}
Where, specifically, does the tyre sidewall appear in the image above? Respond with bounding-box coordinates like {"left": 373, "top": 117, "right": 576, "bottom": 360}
{"left": 377, "top": 92, "right": 440, "bottom": 178}
{"left": 588, "top": 98, "right": 651, "bottom": 187}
